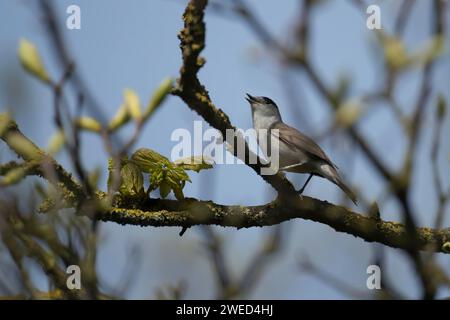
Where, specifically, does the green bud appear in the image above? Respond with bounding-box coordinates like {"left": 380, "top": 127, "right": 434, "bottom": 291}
{"left": 1, "top": 167, "right": 26, "bottom": 185}
{"left": 18, "top": 38, "right": 51, "bottom": 83}
{"left": 335, "top": 101, "right": 363, "bottom": 128}
{"left": 75, "top": 116, "right": 102, "bottom": 133}
{"left": 124, "top": 88, "right": 142, "bottom": 122}
{"left": 108, "top": 104, "right": 130, "bottom": 131}
{"left": 383, "top": 36, "right": 409, "bottom": 70}
{"left": 144, "top": 77, "right": 173, "bottom": 120}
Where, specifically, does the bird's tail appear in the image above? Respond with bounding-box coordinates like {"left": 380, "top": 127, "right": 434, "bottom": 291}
{"left": 334, "top": 176, "right": 358, "bottom": 205}
{"left": 323, "top": 164, "right": 357, "bottom": 205}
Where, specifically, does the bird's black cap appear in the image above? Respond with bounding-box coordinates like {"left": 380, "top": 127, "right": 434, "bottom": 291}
{"left": 245, "top": 94, "right": 276, "bottom": 106}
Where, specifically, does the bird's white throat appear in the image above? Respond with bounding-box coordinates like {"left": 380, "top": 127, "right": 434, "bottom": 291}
{"left": 251, "top": 107, "right": 281, "bottom": 131}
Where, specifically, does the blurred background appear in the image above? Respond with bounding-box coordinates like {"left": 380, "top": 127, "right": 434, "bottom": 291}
{"left": 0, "top": 0, "right": 449, "bottom": 299}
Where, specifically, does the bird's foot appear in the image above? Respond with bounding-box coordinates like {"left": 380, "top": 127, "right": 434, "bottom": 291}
{"left": 296, "top": 188, "right": 306, "bottom": 200}
{"left": 296, "top": 174, "right": 313, "bottom": 199}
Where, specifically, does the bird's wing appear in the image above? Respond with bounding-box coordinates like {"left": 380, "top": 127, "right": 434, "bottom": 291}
{"left": 270, "top": 122, "right": 336, "bottom": 167}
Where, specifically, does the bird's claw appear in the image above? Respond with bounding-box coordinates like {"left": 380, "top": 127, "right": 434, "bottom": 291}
{"left": 296, "top": 188, "right": 305, "bottom": 200}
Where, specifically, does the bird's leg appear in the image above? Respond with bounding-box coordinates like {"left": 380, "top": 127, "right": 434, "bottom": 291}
{"left": 297, "top": 174, "right": 313, "bottom": 195}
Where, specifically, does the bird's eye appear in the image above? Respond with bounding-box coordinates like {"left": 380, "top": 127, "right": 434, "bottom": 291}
{"left": 263, "top": 97, "right": 275, "bottom": 105}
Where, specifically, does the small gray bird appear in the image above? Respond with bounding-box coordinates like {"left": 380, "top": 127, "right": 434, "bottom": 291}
{"left": 246, "top": 93, "right": 357, "bottom": 204}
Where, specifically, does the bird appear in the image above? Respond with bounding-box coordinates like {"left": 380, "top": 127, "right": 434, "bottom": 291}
{"left": 245, "top": 93, "right": 357, "bottom": 205}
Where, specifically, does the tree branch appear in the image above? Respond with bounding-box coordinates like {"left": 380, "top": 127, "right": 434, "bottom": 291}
{"left": 0, "top": 115, "right": 84, "bottom": 200}
{"left": 100, "top": 196, "right": 450, "bottom": 254}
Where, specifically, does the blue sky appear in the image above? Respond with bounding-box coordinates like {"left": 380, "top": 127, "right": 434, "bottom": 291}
{"left": 1, "top": 0, "right": 449, "bottom": 299}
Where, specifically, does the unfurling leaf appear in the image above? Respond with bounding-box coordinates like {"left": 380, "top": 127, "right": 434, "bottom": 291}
{"left": 18, "top": 39, "right": 51, "bottom": 83}
{"left": 335, "top": 101, "right": 363, "bottom": 128}
{"left": 131, "top": 148, "right": 191, "bottom": 199}
{"left": 164, "top": 166, "right": 190, "bottom": 199}
{"left": 108, "top": 104, "right": 130, "bottom": 131}
{"left": 75, "top": 117, "right": 102, "bottom": 133}
{"left": 174, "top": 156, "right": 214, "bottom": 172}
{"left": 170, "top": 166, "right": 191, "bottom": 183}
{"left": 120, "top": 162, "right": 144, "bottom": 197}
{"left": 144, "top": 77, "right": 174, "bottom": 119}
{"left": 156, "top": 167, "right": 189, "bottom": 200}
{"left": 131, "top": 148, "right": 170, "bottom": 172}
{"left": 124, "top": 89, "right": 142, "bottom": 122}
{"left": 148, "top": 167, "right": 163, "bottom": 191}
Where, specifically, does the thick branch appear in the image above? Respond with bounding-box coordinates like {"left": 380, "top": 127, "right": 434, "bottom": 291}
{"left": 100, "top": 196, "right": 450, "bottom": 254}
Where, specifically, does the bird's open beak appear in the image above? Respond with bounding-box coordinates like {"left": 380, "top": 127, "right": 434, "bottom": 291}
{"left": 245, "top": 93, "right": 255, "bottom": 103}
